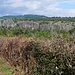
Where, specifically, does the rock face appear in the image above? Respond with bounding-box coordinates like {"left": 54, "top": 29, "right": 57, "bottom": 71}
{"left": 17, "top": 21, "right": 39, "bottom": 29}
{"left": 49, "top": 24, "right": 73, "bottom": 30}
{"left": 0, "top": 22, "right": 2, "bottom": 27}
{"left": 2, "top": 19, "right": 16, "bottom": 27}
{"left": 0, "top": 19, "right": 74, "bottom": 30}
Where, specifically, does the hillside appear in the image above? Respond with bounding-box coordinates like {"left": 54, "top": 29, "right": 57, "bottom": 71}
{"left": 0, "top": 17, "right": 75, "bottom": 31}
{"left": 0, "top": 16, "right": 75, "bottom": 75}
{"left": 0, "top": 14, "right": 47, "bottom": 19}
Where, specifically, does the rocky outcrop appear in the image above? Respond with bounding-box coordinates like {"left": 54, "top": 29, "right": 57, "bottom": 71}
{"left": 17, "top": 21, "right": 39, "bottom": 29}
{"left": 0, "top": 19, "right": 74, "bottom": 31}
{"left": 0, "top": 22, "right": 2, "bottom": 27}
{"left": 2, "top": 19, "right": 16, "bottom": 27}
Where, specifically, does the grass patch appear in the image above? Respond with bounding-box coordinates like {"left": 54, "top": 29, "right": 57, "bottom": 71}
{"left": 0, "top": 58, "right": 12, "bottom": 75}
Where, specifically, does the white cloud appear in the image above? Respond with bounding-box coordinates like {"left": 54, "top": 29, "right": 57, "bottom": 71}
{"left": 66, "top": 9, "right": 75, "bottom": 17}
{"left": 3, "top": 0, "right": 25, "bottom": 7}
{"left": 1, "top": 0, "right": 75, "bottom": 17}
{"left": 59, "top": 0, "right": 75, "bottom": 4}
{"left": 3, "top": 0, "right": 41, "bottom": 9}
{"left": 25, "top": 1, "right": 41, "bottom": 10}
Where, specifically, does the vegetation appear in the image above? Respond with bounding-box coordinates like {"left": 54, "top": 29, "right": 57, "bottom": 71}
{"left": 0, "top": 37, "right": 75, "bottom": 75}
{"left": 0, "top": 16, "right": 75, "bottom": 75}
{"left": 1, "top": 15, "right": 75, "bottom": 22}
{"left": 0, "top": 58, "right": 12, "bottom": 75}
{"left": 0, "top": 26, "right": 72, "bottom": 39}
{"left": 11, "top": 17, "right": 75, "bottom": 22}
{"left": 0, "top": 14, "right": 47, "bottom": 19}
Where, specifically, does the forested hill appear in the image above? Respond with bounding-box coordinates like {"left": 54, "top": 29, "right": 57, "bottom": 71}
{"left": 0, "top": 14, "right": 47, "bottom": 19}
{"left": 1, "top": 15, "right": 75, "bottom": 22}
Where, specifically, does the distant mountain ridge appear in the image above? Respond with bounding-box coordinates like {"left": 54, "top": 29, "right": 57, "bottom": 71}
{"left": 1, "top": 14, "right": 47, "bottom": 19}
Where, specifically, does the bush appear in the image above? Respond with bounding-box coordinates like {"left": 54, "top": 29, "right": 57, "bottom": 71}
{"left": 0, "top": 37, "right": 75, "bottom": 75}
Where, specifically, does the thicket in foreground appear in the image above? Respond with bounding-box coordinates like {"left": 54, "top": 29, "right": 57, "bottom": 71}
{"left": 0, "top": 37, "right": 75, "bottom": 75}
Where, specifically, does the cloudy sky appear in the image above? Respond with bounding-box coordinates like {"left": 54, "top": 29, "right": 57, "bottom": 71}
{"left": 0, "top": 0, "right": 75, "bottom": 17}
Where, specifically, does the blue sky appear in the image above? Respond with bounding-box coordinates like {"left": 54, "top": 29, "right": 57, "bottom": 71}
{"left": 0, "top": 0, "right": 75, "bottom": 17}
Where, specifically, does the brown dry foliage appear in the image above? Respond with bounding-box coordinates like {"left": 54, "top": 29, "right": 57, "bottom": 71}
{"left": 0, "top": 37, "right": 75, "bottom": 75}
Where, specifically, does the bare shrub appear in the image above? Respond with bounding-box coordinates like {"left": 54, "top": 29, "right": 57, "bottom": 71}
{"left": 0, "top": 37, "right": 75, "bottom": 75}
